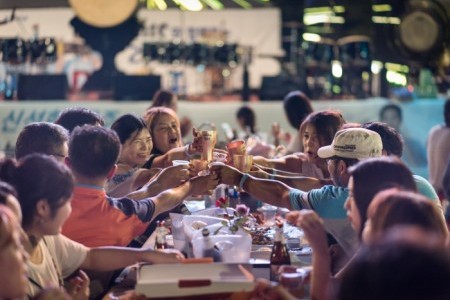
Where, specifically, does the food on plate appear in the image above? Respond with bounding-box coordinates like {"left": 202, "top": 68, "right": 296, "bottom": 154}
{"left": 250, "top": 227, "right": 273, "bottom": 245}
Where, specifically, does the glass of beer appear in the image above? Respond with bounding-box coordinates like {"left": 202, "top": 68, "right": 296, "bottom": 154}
{"left": 199, "top": 130, "right": 217, "bottom": 162}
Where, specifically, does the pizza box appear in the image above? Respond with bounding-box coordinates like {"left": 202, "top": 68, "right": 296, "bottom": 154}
{"left": 135, "top": 263, "right": 254, "bottom": 298}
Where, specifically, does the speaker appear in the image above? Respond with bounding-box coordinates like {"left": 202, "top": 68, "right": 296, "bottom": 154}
{"left": 17, "top": 74, "right": 68, "bottom": 100}
{"left": 259, "top": 75, "right": 303, "bottom": 100}
{"left": 113, "top": 75, "right": 161, "bottom": 101}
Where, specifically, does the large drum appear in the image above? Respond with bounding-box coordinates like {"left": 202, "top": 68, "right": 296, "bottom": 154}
{"left": 1, "top": 38, "right": 27, "bottom": 64}
{"left": 304, "top": 39, "right": 336, "bottom": 69}
{"left": 337, "top": 35, "right": 371, "bottom": 67}
{"left": 28, "top": 38, "right": 57, "bottom": 63}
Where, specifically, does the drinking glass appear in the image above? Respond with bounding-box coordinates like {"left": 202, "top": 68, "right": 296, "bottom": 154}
{"left": 198, "top": 130, "right": 217, "bottom": 162}
{"left": 232, "top": 154, "right": 253, "bottom": 172}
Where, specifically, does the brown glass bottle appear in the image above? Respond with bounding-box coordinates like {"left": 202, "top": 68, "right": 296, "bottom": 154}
{"left": 154, "top": 221, "right": 168, "bottom": 250}
{"left": 270, "top": 220, "right": 290, "bottom": 281}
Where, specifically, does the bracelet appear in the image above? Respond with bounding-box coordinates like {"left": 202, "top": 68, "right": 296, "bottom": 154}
{"left": 270, "top": 169, "right": 277, "bottom": 179}
{"left": 239, "top": 173, "right": 249, "bottom": 190}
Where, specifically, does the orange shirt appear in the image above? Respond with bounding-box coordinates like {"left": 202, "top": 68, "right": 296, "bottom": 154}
{"left": 62, "top": 186, "right": 148, "bottom": 247}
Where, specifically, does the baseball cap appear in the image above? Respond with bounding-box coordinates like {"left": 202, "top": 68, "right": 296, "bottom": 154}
{"left": 318, "top": 128, "right": 383, "bottom": 160}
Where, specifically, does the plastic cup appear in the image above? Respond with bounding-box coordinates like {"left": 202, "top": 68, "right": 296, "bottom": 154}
{"left": 172, "top": 160, "right": 190, "bottom": 166}
{"left": 226, "top": 139, "right": 246, "bottom": 157}
{"left": 258, "top": 204, "right": 277, "bottom": 227}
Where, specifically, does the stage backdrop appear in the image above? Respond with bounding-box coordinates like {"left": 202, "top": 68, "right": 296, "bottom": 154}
{"left": 0, "top": 98, "right": 445, "bottom": 178}
{"left": 0, "top": 8, "right": 282, "bottom": 94}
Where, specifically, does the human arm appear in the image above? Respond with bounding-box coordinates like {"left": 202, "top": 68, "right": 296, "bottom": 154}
{"left": 126, "top": 165, "right": 190, "bottom": 199}
{"left": 150, "top": 144, "right": 197, "bottom": 168}
{"left": 210, "top": 164, "right": 292, "bottom": 209}
{"left": 253, "top": 154, "right": 305, "bottom": 173}
{"left": 249, "top": 167, "right": 328, "bottom": 191}
{"left": 150, "top": 173, "right": 219, "bottom": 219}
{"left": 286, "top": 210, "right": 331, "bottom": 300}
{"left": 80, "top": 247, "right": 184, "bottom": 271}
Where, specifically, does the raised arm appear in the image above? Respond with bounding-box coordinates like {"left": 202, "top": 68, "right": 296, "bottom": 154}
{"left": 249, "top": 168, "right": 329, "bottom": 191}
{"left": 150, "top": 173, "right": 218, "bottom": 219}
{"left": 211, "top": 164, "right": 292, "bottom": 209}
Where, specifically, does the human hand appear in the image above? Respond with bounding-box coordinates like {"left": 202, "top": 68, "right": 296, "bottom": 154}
{"left": 140, "top": 248, "right": 184, "bottom": 264}
{"left": 155, "top": 165, "right": 190, "bottom": 188}
{"left": 65, "top": 270, "right": 90, "bottom": 300}
{"left": 209, "top": 164, "right": 242, "bottom": 186}
{"left": 271, "top": 122, "right": 281, "bottom": 140}
{"left": 188, "top": 173, "right": 219, "bottom": 195}
{"left": 189, "top": 128, "right": 203, "bottom": 154}
{"left": 286, "top": 210, "right": 328, "bottom": 255}
{"left": 250, "top": 278, "right": 296, "bottom": 300}
{"left": 34, "top": 287, "right": 71, "bottom": 300}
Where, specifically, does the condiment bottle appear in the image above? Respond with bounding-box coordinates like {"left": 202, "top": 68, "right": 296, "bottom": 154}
{"left": 270, "top": 219, "right": 290, "bottom": 281}
{"left": 154, "top": 220, "right": 168, "bottom": 250}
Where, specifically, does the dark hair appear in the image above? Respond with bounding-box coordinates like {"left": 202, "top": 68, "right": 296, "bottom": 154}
{"left": 111, "top": 114, "right": 148, "bottom": 145}
{"left": 368, "top": 189, "right": 447, "bottom": 241}
{"left": 15, "top": 122, "right": 69, "bottom": 160}
{"left": 444, "top": 98, "right": 450, "bottom": 127}
{"left": 69, "top": 125, "right": 120, "bottom": 178}
{"left": 0, "top": 154, "right": 74, "bottom": 230}
{"left": 338, "top": 241, "right": 450, "bottom": 300}
{"left": 236, "top": 106, "right": 256, "bottom": 134}
{"left": 348, "top": 156, "right": 416, "bottom": 235}
{"left": 299, "top": 110, "right": 345, "bottom": 147}
{"left": 379, "top": 104, "right": 402, "bottom": 122}
{"left": 0, "top": 181, "right": 18, "bottom": 205}
{"left": 143, "top": 107, "right": 180, "bottom": 154}
{"left": 362, "top": 121, "right": 403, "bottom": 157}
{"left": 283, "top": 90, "right": 314, "bottom": 129}
{"left": 150, "top": 90, "right": 176, "bottom": 110}
{"left": 54, "top": 107, "right": 105, "bottom": 133}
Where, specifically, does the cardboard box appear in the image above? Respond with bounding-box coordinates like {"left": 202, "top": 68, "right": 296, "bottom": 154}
{"left": 135, "top": 263, "right": 254, "bottom": 298}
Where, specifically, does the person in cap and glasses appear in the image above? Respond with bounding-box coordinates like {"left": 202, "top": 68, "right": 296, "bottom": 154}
{"left": 211, "top": 128, "right": 383, "bottom": 256}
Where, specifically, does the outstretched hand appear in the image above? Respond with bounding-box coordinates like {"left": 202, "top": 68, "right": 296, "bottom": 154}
{"left": 286, "top": 210, "right": 328, "bottom": 255}
{"left": 209, "top": 164, "right": 242, "bottom": 186}
{"left": 189, "top": 173, "right": 219, "bottom": 195}
{"left": 156, "top": 165, "right": 190, "bottom": 188}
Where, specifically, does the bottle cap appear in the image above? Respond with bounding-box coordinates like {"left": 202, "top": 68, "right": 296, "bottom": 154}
{"left": 202, "top": 228, "right": 210, "bottom": 237}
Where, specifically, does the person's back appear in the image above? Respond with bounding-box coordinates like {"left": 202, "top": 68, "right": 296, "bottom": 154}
{"left": 362, "top": 121, "right": 440, "bottom": 204}
{"left": 62, "top": 125, "right": 148, "bottom": 247}
{"left": 427, "top": 99, "right": 450, "bottom": 197}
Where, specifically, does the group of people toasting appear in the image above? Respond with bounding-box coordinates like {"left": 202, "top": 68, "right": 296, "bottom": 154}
{"left": 1, "top": 90, "right": 450, "bottom": 300}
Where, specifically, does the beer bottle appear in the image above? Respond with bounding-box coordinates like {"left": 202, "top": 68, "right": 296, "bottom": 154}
{"left": 201, "top": 228, "right": 222, "bottom": 262}
{"left": 270, "top": 219, "right": 290, "bottom": 281}
{"left": 154, "top": 221, "right": 168, "bottom": 250}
